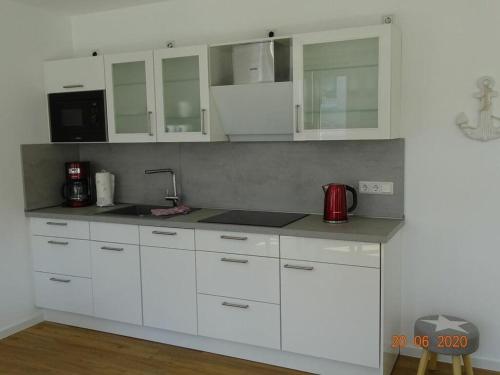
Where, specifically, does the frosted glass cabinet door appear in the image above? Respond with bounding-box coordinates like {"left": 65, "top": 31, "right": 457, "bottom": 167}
{"left": 293, "top": 24, "right": 400, "bottom": 140}
{"left": 105, "top": 51, "right": 156, "bottom": 143}
{"left": 154, "top": 46, "right": 210, "bottom": 142}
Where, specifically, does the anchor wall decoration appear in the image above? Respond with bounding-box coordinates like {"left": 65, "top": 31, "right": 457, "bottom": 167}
{"left": 456, "top": 76, "right": 500, "bottom": 141}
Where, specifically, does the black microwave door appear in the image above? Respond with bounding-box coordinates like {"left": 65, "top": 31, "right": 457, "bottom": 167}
{"left": 49, "top": 90, "right": 107, "bottom": 142}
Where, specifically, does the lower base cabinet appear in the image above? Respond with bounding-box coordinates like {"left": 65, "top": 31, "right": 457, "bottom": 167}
{"left": 197, "top": 294, "right": 281, "bottom": 350}
{"left": 141, "top": 246, "right": 197, "bottom": 335}
{"left": 281, "top": 260, "right": 380, "bottom": 368}
{"left": 91, "top": 242, "right": 142, "bottom": 325}
{"left": 34, "top": 272, "right": 93, "bottom": 316}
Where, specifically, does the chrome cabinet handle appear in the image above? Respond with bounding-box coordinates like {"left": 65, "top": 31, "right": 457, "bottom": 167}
{"left": 221, "top": 257, "right": 249, "bottom": 264}
{"left": 48, "top": 240, "right": 69, "bottom": 246}
{"left": 63, "top": 84, "right": 84, "bottom": 89}
{"left": 201, "top": 109, "right": 207, "bottom": 135}
{"left": 148, "top": 110, "right": 154, "bottom": 136}
{"left": 295, "top": 104, "right": 302, "bottom": 133}
{"left": 284, "top": 264, "right": 314, "bottom": 271}
{"left": 152, "top": 230, "right": 177, "bottom": 236}
{"left": 100, "top": 246, "right": 124, "bottom": 252}
{"left": 46, "top": 222, "right": 67, "bottom": 226}
{"left": 222, "top": 302, "right": 249, "bottom": 309}
{"left": 50, "top": 277, "right": 71, "bottom": 283}
{"left": 220, "top": 235, "right": 248, "bottom": 241}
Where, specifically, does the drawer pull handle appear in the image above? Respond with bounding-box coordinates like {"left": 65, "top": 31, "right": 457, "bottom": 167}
{"left": 49, "top": 277, "right": 71, "bottom": 283}
{"left": 222, "top": 302, "right": 249, "bottom": 309}
{"left": 220, "top": 235, "right": 248, "bottom": 241}
{"left": 63, "top": 84, "right": 84, "bottom": 89}
{"left": 46, "top": 222, "right": 68, "bottom": 226}
{"left": 48, "top": 240, "right": 69, "bottom": 246}
{"left": 152, "top": 230, "right": 177, "bottom": 236}
{"left": 284, "top": 264, "right": 314, "bottom": 271}
{"left": 100, "top": 246, "right": 124, "bottom": 252}
{"left": 221, "top": 257, "right": 249, "bottom": 264}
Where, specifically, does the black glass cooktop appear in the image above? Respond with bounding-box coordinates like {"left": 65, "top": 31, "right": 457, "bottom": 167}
{"left": 198, "top": 210, "right": 307, "bottom": 228}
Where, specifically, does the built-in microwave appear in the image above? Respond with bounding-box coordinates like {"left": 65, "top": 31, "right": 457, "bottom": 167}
{"left": 48, "top": 90, "right": 107, "bottom": 143}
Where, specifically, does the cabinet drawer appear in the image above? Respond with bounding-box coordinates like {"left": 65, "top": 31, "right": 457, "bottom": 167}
{"left": 34, "top": 272, "right": 93, "bottom": 316}
{"left": 196, "top": 251, "right": 279, "bottom": 304}
{"left": 30, "top": 218, "right": 89, "bottom": 240}
{"left": 197, "top": 294, "right": 280, "bottom": 350}
{"left": 32, "top": 236, "right": 91, "bottom": 278}
{"left": 281, "top": 236, "right": 380, "bottom": 268}
{"left": 44, "top": 56, "right": 105, "bottom": 93}
{"left": 91, "top": 241, "right": 142, "bottom": 325}
{"left": 90, "top": 222, "right": 139, "bottom": 244}
{"left": 195, "top": 230, "right": 279, "bottom": 258}
{"left": 140, "top": 226, "right": 194, "bottom": 250}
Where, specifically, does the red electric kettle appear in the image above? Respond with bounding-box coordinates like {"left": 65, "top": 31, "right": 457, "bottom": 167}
{"left": 322, "top": 183, "right": 358, "bottom": 223}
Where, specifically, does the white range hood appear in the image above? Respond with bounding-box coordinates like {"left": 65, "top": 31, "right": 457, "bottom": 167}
{"left": 211, "top": 82, "right": 293, "bottom": 142}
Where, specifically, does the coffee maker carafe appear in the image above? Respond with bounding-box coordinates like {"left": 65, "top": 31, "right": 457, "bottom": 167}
{"left": 62, "top": 161, "right": 93, "bottom": 207}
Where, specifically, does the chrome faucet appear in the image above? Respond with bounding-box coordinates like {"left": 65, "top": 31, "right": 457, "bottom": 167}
{"left": 144, "top": 168, "right": 180, "bottom": 207}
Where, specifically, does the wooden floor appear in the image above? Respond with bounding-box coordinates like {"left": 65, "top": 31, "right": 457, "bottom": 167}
{"left": 0, "top": 322, "right": 497, "bottom": 375}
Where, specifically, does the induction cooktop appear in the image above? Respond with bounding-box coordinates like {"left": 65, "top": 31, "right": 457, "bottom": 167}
{"left": 198, "top": 210, "right": 307, "bottom": 228}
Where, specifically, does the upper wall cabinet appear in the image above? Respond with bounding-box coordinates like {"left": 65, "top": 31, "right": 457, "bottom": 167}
{"left": 44, "top": 56, "right": 105, "bottom": 94}
{"left": 293, "top": 24, "right": 401, "bottom": 141}
{"left": 104, "top": 51, "right": 157, "bottom": 143}
{"left": 154, "top": 46, "right": 217, "bottom": 142}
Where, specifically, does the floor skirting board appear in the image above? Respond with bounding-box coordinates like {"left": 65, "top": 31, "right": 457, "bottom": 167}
{"left": 401, "top": 345, "right": 500, "bottom": 372}
{"left": 0, "top": 312, "right": 44, "bottom": 340}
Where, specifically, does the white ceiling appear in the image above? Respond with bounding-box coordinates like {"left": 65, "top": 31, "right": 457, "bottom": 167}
{"left": 13, "top": 0, "right": 173, "bottom": 15}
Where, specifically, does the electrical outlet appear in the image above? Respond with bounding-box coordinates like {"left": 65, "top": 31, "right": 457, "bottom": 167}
{"left": 359, "top": 181, "right": 394, "bottom": 195}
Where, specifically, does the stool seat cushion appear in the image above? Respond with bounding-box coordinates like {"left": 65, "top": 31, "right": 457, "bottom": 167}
{"left": 414, "top": 314, "right": 479, "bottom": 355}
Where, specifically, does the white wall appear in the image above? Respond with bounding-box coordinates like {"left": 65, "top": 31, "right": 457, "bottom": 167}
{"left": 71, "top": 0, "right": 500, "bottom": 369}
{"left": 0, "top": 0, "right": 72, "bottom": 333}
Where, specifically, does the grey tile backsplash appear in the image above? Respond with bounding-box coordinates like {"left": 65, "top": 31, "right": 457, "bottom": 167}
{"left": 22, "top": 140, "right": 404, "bottom": 218}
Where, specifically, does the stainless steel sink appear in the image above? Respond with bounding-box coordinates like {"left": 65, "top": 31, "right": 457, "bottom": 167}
{"left": 100, "top": 205, "right": 198, "bottom": 218}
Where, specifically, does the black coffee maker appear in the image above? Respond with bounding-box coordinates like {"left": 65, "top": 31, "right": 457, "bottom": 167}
{"left": 62, "top": 161, "right": 93, "bottom": 207}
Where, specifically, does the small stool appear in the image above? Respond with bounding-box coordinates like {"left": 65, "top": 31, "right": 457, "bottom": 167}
{"left": 414, "top": 314, "right": 479, "bottom": 375}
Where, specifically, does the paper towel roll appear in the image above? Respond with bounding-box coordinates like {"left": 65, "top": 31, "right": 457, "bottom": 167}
{"left": 96, "top": 170, "right": 115, "bottom": 207}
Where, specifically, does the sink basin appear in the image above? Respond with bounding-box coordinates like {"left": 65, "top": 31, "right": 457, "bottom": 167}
{"left": 100, "top": 205, "right": 198, "bottom": 218}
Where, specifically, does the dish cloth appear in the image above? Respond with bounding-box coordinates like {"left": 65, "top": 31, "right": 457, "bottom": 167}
{"left": 150, "top": 205, "right": 191, "bottom": 217}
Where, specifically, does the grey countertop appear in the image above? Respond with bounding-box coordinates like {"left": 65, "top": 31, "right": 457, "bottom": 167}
{"left": 25, "top": 205, "right": 404, "bottom": 243}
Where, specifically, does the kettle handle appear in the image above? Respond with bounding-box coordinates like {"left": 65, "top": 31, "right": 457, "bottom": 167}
{"left": 346, "top": 185, "right": 358, "bottom": 213}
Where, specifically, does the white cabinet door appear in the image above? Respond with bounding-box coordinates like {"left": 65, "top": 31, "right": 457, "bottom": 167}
{"left": 281, "top": 259, "right": 380, "bottom": 368}
{"left": 141, "top": 246, "right": 197, "bottom": 335}
{"left": 44, "top": 56, "right": 105, "bottom": 94}
{"left": 154, "top": 46, "right": 211, "bottom": 142}
{"left": 293, "top": 24, "right": 400, "bottom": 141}
{"left": 91, "top": 242, "right": 142, "bottom": 325}
{"left": 105, "top": 51, "right": 157, "bottom": 143}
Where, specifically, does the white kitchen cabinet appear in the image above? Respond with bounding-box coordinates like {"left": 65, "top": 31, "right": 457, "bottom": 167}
{"left": 281, "top": 259, "right": 380, "bottom": 368}
{"left": 141, "top": 246, "right": 197, "bottom": 335}
{"left": 197, "top": 294, "right": 281, "bottom": 350}
{"left": 34, "top": 272, "right": 93, "bottom": 316}
{"left": 90, "top": 222, "right": 139, "bottom": 244}
{"left": 293, "top": 24, "right": 401, "bottom": 141}
{"left": 139, "top": 226, "right": 194, "bottom": 250}
{"left": 154, "top": 46, "right": 220, "bottom": 142}
{"left": 196, "top": 251, "right": 279, "bottom": 304}
{"left": 195, "top": 230, "right": 279, "bottom": 258}
{"left": 91, "top": 241, "right": 142, "bottom": 325}
{"left": 30, "top": 218, "right": 89, "bottom": 239}
{"left": 105, "top": 51, "right": 157, "bottom": 143}
{"left": 44, "top": 56, "right": 105, "bottom": 94}
{"left": 32, "top": 236, "right": 91, "bottom": 278}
